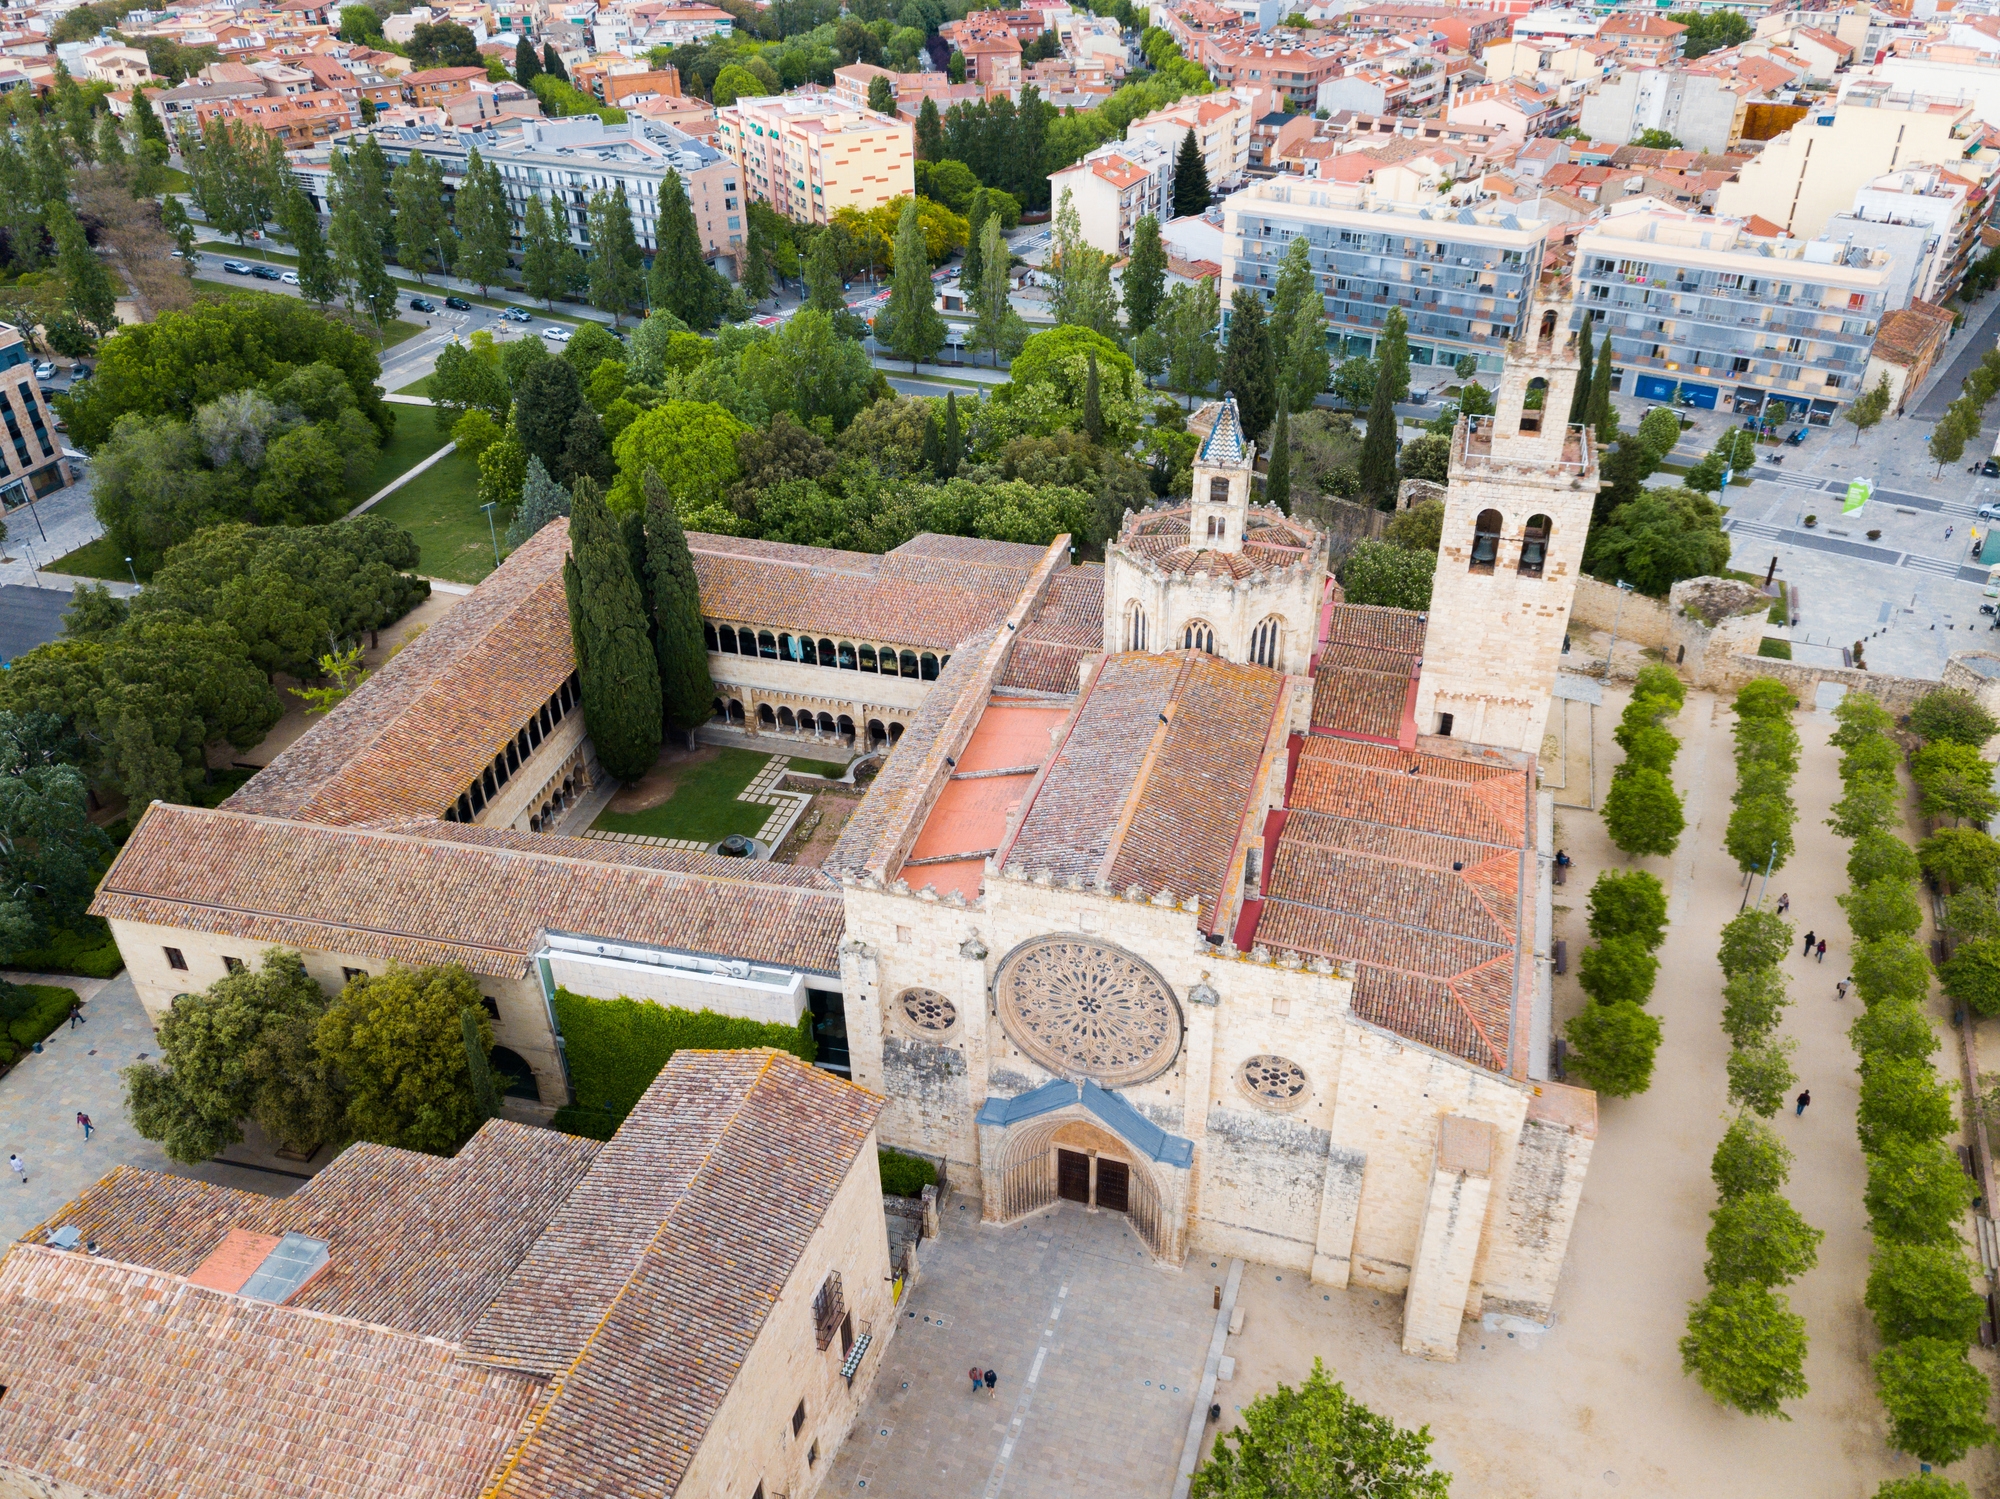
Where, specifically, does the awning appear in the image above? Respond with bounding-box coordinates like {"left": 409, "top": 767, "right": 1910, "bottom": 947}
{"left": 975, "top": 1078, "right": 1196, "bottom": 1168}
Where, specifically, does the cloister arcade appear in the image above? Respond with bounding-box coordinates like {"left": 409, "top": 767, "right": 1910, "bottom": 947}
{"left": 704, "top": 622, "right": 948, "bottom": 682}
{"left": 710, "top": 695, "right": 908, "bottom": 750}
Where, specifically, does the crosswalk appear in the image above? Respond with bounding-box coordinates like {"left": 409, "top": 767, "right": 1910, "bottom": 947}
{"left": 1748, "top": 468, "right": 1832, "bottom": 492}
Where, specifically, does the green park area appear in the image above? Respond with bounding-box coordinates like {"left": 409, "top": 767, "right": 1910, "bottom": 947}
{"left": 362, "top": 447, "right": 491, "bottom": 583}
{"left": 591, "top": 747, "right": 772, "bottom": 842}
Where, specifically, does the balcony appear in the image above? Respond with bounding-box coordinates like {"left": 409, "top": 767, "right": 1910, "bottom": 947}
{"left": 812, "top": 1270, "right": 845, "bottom": 1351}
{"left": 1456, "top": 416, "right": 1593, "bottom": 476}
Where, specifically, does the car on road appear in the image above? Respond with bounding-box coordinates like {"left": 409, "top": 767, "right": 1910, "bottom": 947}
{"left": 444, "top": 295, "right": 472, "bottom": 310}
{"left": 31, "top": 362, "right": 51, "bottom": 381}
{"left": 541, "top": 325, "right": 571, "bottom": 341}
{"left": 221, "top": 259, "right": 252, "bottom": 274}
{"left": 409, "top": 295, "right": 438, "bottom": 313}
{"left": 1978, "top": 501, "right": 2000, "bottom": 520}
{"left": 500, "top": 306, "right": 532, "bottom": 322}
{"left": 280, "top": 270, "right": 299, "bottom": 285}
{"left": 250, "top": 265, "right": 282, "bottom": 281}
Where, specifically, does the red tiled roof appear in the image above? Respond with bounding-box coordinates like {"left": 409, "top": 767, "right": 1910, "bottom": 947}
{"left": 1115, "top": 504, "right": 1323, "bottom": 580}
{"left": 999, "top": 561, "right": 1104, "bottom": 693}
{"left": 1310, "top": 602, "right": 1426, "bottom": 741}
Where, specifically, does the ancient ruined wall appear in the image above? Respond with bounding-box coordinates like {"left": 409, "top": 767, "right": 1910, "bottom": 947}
{"left": 1566, "top": 574, "right": 1674, "bottom": 651}
{"left": 1476, "top": 1085, "right": 1598, "bottom": 1322}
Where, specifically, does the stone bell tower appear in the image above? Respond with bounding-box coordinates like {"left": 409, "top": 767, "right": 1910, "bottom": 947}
{"left": 1187, "top": 394, "right": 1253, "bottom": 553}
{"left": 1411, "top": 285, "right": 1600, "bottom": 756}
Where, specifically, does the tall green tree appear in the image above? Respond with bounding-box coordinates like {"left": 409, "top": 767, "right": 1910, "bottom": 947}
{"left": 961, "top": 188, "right": 990, "bottom": 292}
{"left": 1265, "top": 402, "right": 1291, "bottom": 512}
{"left": 329, "top": 140, "right": 395, "bottom": 330}
{"left": 1191, "top": 1358, "right": 1448, "bottom": 1499}
{"left": 915, "top": 95, "right": 944, "bottom": 161}
{"left": 1269, "top": 234, "right": 1329, "bottom": 413}
{"left": 391, "top": 149, "right": 455, "bottom": 280}
{"left": 942, "top": 390, "right": 962, "bottom": 479}
{"left": 541, "top": 42, "right": 569, "bottom": 82}
{"left": 1160, "top": 274, "right": 1221, "bottom": 409}
{"left": 1846, "top": 371, "right": 1892, "bottom": 445}
{"left": 1124, "top": 212, "right": 1167, "bottom": 336}
{"left": 649, "top": 170, "right": 722, "bottom": 328}
{"left": 738, "top": 207, "right": 771, "bottom": 304}
{"left": 452, "top": 148, "right": 512, "bottom": 294}
{"left": 1172, "top": 127, "right": 1209, "bottom": 219}
{"left": 563, "top": 473, "right": 663, "bottom": 779}
{"left": 315, "top": 962, "right": 491, "bottom": 1155}
{"left": 586, "top": 183, "right": 647, "bottom": 322}
{"left": 1357, "top": 308, "right": 1406, "bottom": 508}
{"left": 49, "top": 203, "right": 116, "bottom": 335}
{"left": 876, "top": 195, "right": 945, "bottom": 370}
{"left": 970, "top": 213, "right": 1025, "bottom": 367}
{"left": 515, "top": 32, "right": 541, "bottom": 85}
{"left": 520, "top": 191, "right": 580, "bottom": 308}
{"left": 1680, "top": 1283, "right": 1809, "bottom": 1419}
{"left": 278, "top": 184, "right": 337, "bottom": 307}
{"left": 1590, "top": 327, "right": 1617, "bottom": 443}
{"left": 1048, "top": 187, "right": 1119, "bottom": 337}
{"left": 642, "top": 470, "right": 717, "bottom": 737}
{"left": 1219, "top": 287, "right": 1276, "bottom": 441}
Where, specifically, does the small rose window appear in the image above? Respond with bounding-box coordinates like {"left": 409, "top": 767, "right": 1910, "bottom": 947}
{"left": 898, "top": 987, "right": 958, "bottom": 1032}
{"left": 1237, "top": 1054, "right": 1308, "bottom": 1109}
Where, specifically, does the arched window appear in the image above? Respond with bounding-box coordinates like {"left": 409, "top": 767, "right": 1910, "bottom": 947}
{"left": 758, "top": 631, "right": 778, "bottom": 659}
{"left": 899, "top": 649, "right": 919, "bottom": 678}
{"left": 527, "top": 717, "right": 542, "bottom": 749}
{"left": 703, "top": 622, "right": 719, "bottom": 651}
{"left": 737, "top": 627, "right": 756, "bottom": 655}
{"left": 837, "top": 714, "right": 855, "bottom": 740}
{"left": 1538, "top": 308, "right": 1557, "bottom": 344}
{"left": 713, "top": 698, "right": 728, "bottom": 720}
{"left": 1127, "top": 604, "right": 1148, "bottom": 653}
{"left": 838, "top": 641, "right": 857, "bottom": 670}
{"left": 1519, "top": 514, "right": 1551, "bottom": 578}
{"left": 718, "top": 626, "right": 738, "bottom": 654}
{"left": 757, "top": 703, "right": 776, "bottom": 726}
{"left": 1521, "top": 376, "right": 1547, "bottom": 432}
{"left": 1182, "top": 620, "right": 1214, "bottom": 654}
{"left": 728, "top": 700, "right": 745, "bottom": 723}
{"left": 1469, "top": 509, "right": 1502, "bottom": 573}
{"left": 818, "top": 638, "right": 836, "bottom": 666}
{"left": 469, "top": 780, "right": 487, "bottom": 813}
{"left": 799, "top": 636, "right": 818, "bottom": 666}
{"left": 921, "top": 652, "right": 939, "bottom": 680}
{"left": 780, "top": 633, "right": 794, "bottom": 660}
{"left": 859, "top": 644, "right": 878, "bottom": 673}
{"left": 1249, "top": 616, "right": 1282, "bottom": 668}
{"left": 818, "top": 711, "right": 836, "bottom": 734}
{"left": 868, "top": 718, "right": 887, "bottom": 745}
{"left": 779, "top": 706, "right": 796, "bottom": 731}
{"left": 889, "top": 722, "right": 904, "bottom": 742}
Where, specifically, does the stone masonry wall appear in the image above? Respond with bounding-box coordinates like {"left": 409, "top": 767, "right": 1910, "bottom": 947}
{"left": 1566, "top": 574, "right": 1674, "bottom": 651}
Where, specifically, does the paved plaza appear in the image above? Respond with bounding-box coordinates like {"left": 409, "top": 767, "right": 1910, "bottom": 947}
{"left": 829, "top": 1197, "right": 1220, "bottom": 1499}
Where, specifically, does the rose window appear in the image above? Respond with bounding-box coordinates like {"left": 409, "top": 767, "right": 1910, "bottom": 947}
{"left": 897, "top": 987, "right": 957, "bottom": 1032}
{"left": 1237, "top": 1054, "right": 1308, "bottom": 1109}
{"left": 992, "top": 936, "right": 1182, "bottom": 1087}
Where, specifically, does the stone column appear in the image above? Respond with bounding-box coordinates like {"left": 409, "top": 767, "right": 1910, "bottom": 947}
{"left": 958, "top": 931, "right": 992, "bottom": 1169}
{"left": 841, "top": 938, "right": 883, "bottom": 1094}
{"left": 1310, "top": 1145, "right": 1367, "bottom": 1288}
{"left": 1401, "top": 1115, "right": 1496, "bottom": 1361}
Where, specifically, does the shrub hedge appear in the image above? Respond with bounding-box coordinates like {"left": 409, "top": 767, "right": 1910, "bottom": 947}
{"left": 879, "top": 1147, "right": 938, "bottom": 1197}
{"left": 0, "top": 984, "right": 84, "bottom": 1066}
{"left": 8, "top": 921, "right": 123, "bottom": 979}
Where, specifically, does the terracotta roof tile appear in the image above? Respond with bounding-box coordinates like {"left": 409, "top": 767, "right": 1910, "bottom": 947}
{"left": 91, "top": 803, "right": 847, "bottom": 980}
{"left": 0, "top": 1246, "right": 540, "bottom": 1499}
{"left": 1115, "top": 504, "right": 1323, "bottom": 580}
{"left": 999, "top": 562, "right": 1104, "bottom": 693}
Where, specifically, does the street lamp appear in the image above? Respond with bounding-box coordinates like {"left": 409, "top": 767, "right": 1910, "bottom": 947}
{"left": 1604, "top": 578, "right": 1634, "bottom": 671}
{"left": 480, "top": 502, "right": 501, "bottom": 568}
{"left": 124, "top": 555, "right": 138, "bottom": 587}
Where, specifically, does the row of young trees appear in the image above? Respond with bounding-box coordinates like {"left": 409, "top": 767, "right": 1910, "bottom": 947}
{"left": 1603, "top": 665, "right": 1688, "bottom": 859}
{"left": 1827, "top": 691, "right": 1996, "bottom": 1477}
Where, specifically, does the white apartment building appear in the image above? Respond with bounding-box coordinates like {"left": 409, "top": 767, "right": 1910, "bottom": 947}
{"left": 714, "top": 91, "right": 913, "bottom": 226}
{"left": 1125, "top": 91, "right": 1252, "bottom": 192}
{"left": 1835, "top": 164, "right": 1978, "bottom": 305}
{"left": 1578, "top": 67, "right": 1740, "bottom": 153}
{"left": 1049, "top": 138, "right": 1174, "bottom": 256}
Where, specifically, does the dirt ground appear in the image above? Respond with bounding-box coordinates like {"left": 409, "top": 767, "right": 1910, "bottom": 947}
{"left": 1197, "top": 684, "right": 2000, "bottom": 1497}
{"left": 602, "top": 742, "right": 728, "bottom": 816}
{"left": 775, "top": 788, "right": 861, "bottom": 868}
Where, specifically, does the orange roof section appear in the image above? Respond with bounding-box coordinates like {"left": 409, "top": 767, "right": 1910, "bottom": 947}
{"left": 897, "top": 700, "right": 1068, "bottom": 901}
{"left": 185, "top": 1229, "right": 285, "bottom": 1295}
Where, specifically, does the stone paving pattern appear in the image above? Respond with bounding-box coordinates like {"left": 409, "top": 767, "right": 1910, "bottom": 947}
{"left": 829, "top": 1197, "right": 1218, "bottom": 1499}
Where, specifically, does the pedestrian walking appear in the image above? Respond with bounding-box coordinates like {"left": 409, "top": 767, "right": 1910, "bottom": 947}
{"left": 76, "top": 1112, "right": 91, "bottom": 1140}
{"left": 1776, "top": 893, "right": 1790, "bottom": 916}
{"left": 1801, "top": 929, "right": 1816, "bottom": 957}
{"left": 1837, "top": 979, "right": 1850, "bottom": 1001}
{"left": 1795, "top": 1090, "right": 1811, "bottom": 1117}
{"left": 984, "top": 1369, "right": 998, "bottom": 1394}
{"left": 8, "top": 1153, "right": 23, "bottom": 1184}
{"left": 1816, "top": 938, "right": 1828, "bottom": 963}
{"left": 968, "top": 1367, "right": 983, "bottom": 1394}
{"left": 1947, "top": 525, "right": 1956, "bottom": 540}
{"left": 67, "top": 998, "right": 82, "bottom": 1030}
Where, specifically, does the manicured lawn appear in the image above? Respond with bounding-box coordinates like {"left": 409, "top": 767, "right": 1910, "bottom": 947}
{"left": 48, "top": 533, "right": 140, "bottom": 582}
{"left": 787, "top": 757, "right": 848, "bottom": 778}
{"left": 377, "top": 318, "right": 425, "bottom": 350}
{"left": 351, "top": 414, "right": 452, "bottom": 507}
{"left": 364, "top": 447, "right": 495, "bottom": 583}
{"left": 591, "top": 749, "right": 772, "bottom": 842}
{"left": 396, "top": 375, "right": 435, "bottom": 396}
{"left": 160, "top": 167, "right": 192, "bottom": 193}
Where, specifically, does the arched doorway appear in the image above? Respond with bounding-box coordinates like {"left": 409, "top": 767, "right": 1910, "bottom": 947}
{"left": 488, "top": 1046, "right": 539, "bottom": 1100}
{"left": 984, "top": 1106, "right": 1176, "bottom": 1260}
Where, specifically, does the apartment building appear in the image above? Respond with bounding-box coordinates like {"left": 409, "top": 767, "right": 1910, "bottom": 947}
{"left": 1350, "top": 3, "right": 1512, "bottom": 55}
{"left": 403, "top": 64, "right": 485, "bottom": 108}
{"left": 1220, "top": 176, "right": 1548, "bottom": 378}
{"left": 1579, "top": 67, "right": 1740, "bottom": 154}
{"left": 1049, "top": 137, "right": 1174, "bottom": 254}
{"left": 1713, "top": 85, "right": 1980, "bottom": 240}
{"left": 1598, "top": 14, "right": 1685, "bottom": 66}
{"left": 1206, "top": 38, "right": 1344, "bottom": 110}
{"left": 1572, "top": 199, "right": 1894, "bottom": 419}
{"left": 1835, "top": 164, "right": 1981, "bottom": 305}
{"left": 1125, "top": 92, "right": 1251, "bottom": 192}
{"left": 715, "top": 92, "right": 913, "bottom": 226}
{"left": 0, "top": 325, "right": 69, "bottom": 505}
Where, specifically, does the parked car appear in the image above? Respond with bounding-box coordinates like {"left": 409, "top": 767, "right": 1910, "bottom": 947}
{"left": 279, "top": 270, "right": 299, "bottom": 285}
{"left": 541, "top": 325, "right": 571, "bottom": 341}
{"left": 31, "top": 362, "right": 51, "bottom": 381}
{"left": 250, "top": 264, "right": 282, "bottom": 281}
{"left": 1785, "top": 426, "right": 1809, "bottom": 446}
{"left": 444, "top": 295, "right": 472, "bottom": 310}
{"left": 500, "top": 306, "right": 532, "bottom": 322}
{"left": 221, "top": 259, "right": 252, "bottom": 274}
{"left": 409, "top": 295, "right": 438, "bottom": 313}
{"left": 1978, "top": 501, "right": 2000, "bottom": 520}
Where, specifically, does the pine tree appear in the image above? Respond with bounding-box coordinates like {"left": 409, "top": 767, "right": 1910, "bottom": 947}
{"left": 1172, "top": 128, "right": 1209, "bottom": 219}
{"left": 521, "top": 191, "right": 576, "bottom": 307}
{"left": 867, "top": 74, "right": 896, "bottom": 114}
{"left": 505, "top": 457, "right": 569, "bottom": 547}
{"left": 876, "top": 196, "right": 944, "bottom": 370}
{"left": 392, "top": 149, "right": 455, "bottom": 280}
{"left": 649, "top": 170, "right": 720, "bottom": 328}
{"left": 541, "top": 42, "right": 568, "bottom": 83}
{"left": 515, "top": 33, "right": 540, "bottom": 86}
{"left": 1261, "top": 403, "right": 1290, "bottom": 518}
{"left": 562, "top": 404, "right": 612, "bottom": 485}
{"left": 1590, "top": 327, "right": 1617, "bottom": 443}
{"left": 1568, "top": 318, "right": 1593, "bottom": 425}
{"left": 1358, "top": 309, "right": 1406, "bottom": 509}
{"left": 971, "top": 213, "right": 1025, "bottom": 367}
{"left": 1083, "top": 350, "right": 1103, "bottom": 443}
{"left": 586, "top": 183, "right": 646, "bottom": 322}
{"left": 563, "top": 474, "right": 662, "bottom": 780}
{"left": 916, "top": 95, "right": 943, "bottom": 160}
{"left": 1219, "top": 286, "right": 1276, "bottom": 441}
{"left": 278, "top": 184, "right": 337, "bottom": 307}
{"left": 942, "top": 390, "right": 962, "bottom": 478}
{"left": 961, "top": 188, "right": 989, "bottom": 293}
{"left": 642, "top": 471, "right": 717, "bottom": 738}
{"left": 453, "top": 148, "right": 511, "bottom": 295}
{"left": 739, "top": 208, "right": 771, "bottom": 304}
{"left": 1124, "top": 212, "right": 1166, "bottom": 336}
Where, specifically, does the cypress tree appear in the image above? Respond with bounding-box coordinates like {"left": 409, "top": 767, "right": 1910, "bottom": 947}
{"left": 515, "top": 33, "right": 540, "bottom": 85}
{"left": 920, "top": 409, "right": 944, "bottom": 477}
{"left": 1083, "top": 350, "right": 1103, "bottom": 443}
{"left": 1218, "top": 287, "right": 1276, "bottom": 441}
{"left": 916, "top": 96, "right": 944, "bottom": 162}
{"left": 1568, "top": 320, "right": 1593, "bottom": 426}
{"left": 961, "top": 188, "right": 989, "bottom": 292}
{"left": 1266, "top": 402, "right": 1291, "bottom": 514}
{"left": 562, "top": 404, "right": 612, "bottom": 486}
{"left": 1123, "top": 212, "right": 1167, "bottom": 336}
{"left": 563, "top": 475, "right": 662, "bottom": 780}
{"left": 1172, "top": 128, "right": 1209, "bottom": 219}
{"left": 942, "top": 390, "right": 962, "bottom": 478}
{"left": 643, "top": 471, "right": 718, "bottom": 737}
{"left": 541, "top": 42, "right": 568, "bottom": 83}
{"left": 1590, "top": 328, "right": 1617, "bottom": 443}
{"left": 650, "top": 170, "right": 720, "bottom": 328}
{"left": 877, "top": 197, "right": 944, "bottom": 370}
{"left": 1358, "top": 317, "right": 1403, "bottom": 510}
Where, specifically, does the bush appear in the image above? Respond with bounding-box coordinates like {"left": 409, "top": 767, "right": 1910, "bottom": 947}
{"left": 1616, "top": 723, "right": 1680, "bottom": 775}
{"left": 1834, "top": 691, "right": 1898, "bottom": 745}
{"left": 1866, "top": 1135, "right": 1976, "bottom": 1245}
{"left": 879, "top": 1147, "right": 938, "bottom": 1197}
{"left": 1718, "top": 909, "right": 1793, "bottom": 977}
{"left": 1711, "top": 1115, "right": 1793, "bottom": 1200}
{"left": 1338, "top": 538, "right": 1435, "bottom": 610}
{"left": 1577, "top": 935, "right": 1659, "bottom": 1006}
{"left": 1721, "top": 967, "right": 1788, "bottom": 1049}
{"left": 1603, "top": 765, "right": 1684, "bottom": 857}
{"left": 1733, "top": 679, "right": 1796, "bottom": 718}
{"left": 7, "top": 921, "right": 123, "bottom": 978}
{"left": 1866, "top": 1241, "right": 1986, "bottom": 1347}
{"left": 1909, "top": 687, "right": 1999, "bottom": 748}
{"left": 1635, "top": 662, "right": 1687, "bottom": 709}
{"left": 1873, "top": 1478, "right": 1970, "bottom": 1499}
{"left": 1839, "top": 880, "right": 1924, "bottom": 942}
{"left": 1944, "top": 890, "right": 2000, "bottom": 941}
{"left": 0, "top": 983, "right": 79, "bottom": 1049}
{"left": 1725, "top": 794, "right": 1796, "bottom": 877}
{"left": 549, "top": 988, "right": 814, "bottom": 1139}
{"left": 1919, "top": 827, "right": 2000, "bottom": 892}
{"left": 1562, "top": 1000, "right": 1662, "bottom": 1097}
{"left": 1726, "top": 1038, "right": 1796, "bottom": 1118}
{"left": 1940, "top": 937, "right": 2000, "bottom": 1018}
{"left": 1874, "top": 1338, "right": 1998, "bottom": 1467}
{"left": 1840, "top": 732, "right": 1902, "bottom": 786}
{"left": 1852, "top": 936, "right": 1934, "bottom": 1006}
{"left": 1679, "top": 1283, "right": 1809, "bottom": 1419}
{"left": 1856, "top": 1056, "right": 1957, "bottom": 1154}
{"left": 1704, "top": 1190, "right": 1823, "bottom": 1287}
{"left": 1828, "top": 775, "right": 1901, "bottom": 840}
{"left": 1850, "top": 999, "right": 1941, "bottom": 1069}
{"left": 1912, "top": 740, "right": 1999, "bottom": 826}
{"left": 1852, "top": 831, "right": 1923, "bottom": 890}
{"left": 1587, "top": 869, "right": 1668, "bottom": 949}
